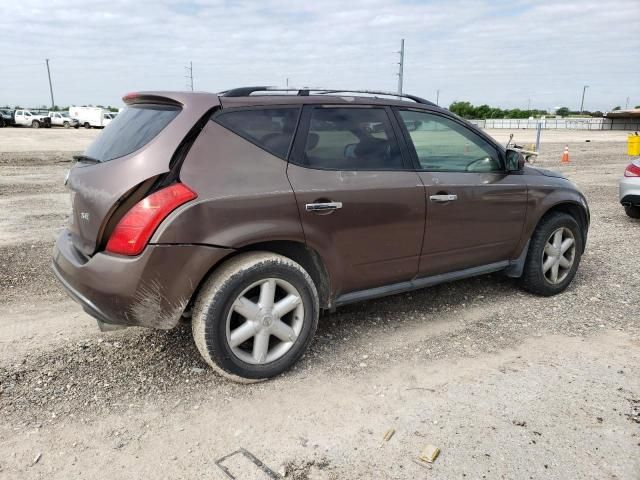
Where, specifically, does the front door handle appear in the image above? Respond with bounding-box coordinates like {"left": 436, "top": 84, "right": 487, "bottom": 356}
{"left": 429, "top": 194, "right": 458, "bottom": 203}
{"left": 305, "top": 202, "right": 343, "bottom": 212}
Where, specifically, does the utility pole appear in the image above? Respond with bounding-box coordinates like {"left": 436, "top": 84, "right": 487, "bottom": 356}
{"left": 397, "top": 39, "right": 404, "bottom": 95}
{"left": 625, "top": 96, "right": 630, "bottom": 109}
{"left": 185, "top": 61, "right": 194, "bottom": 91}
{"left": 436, "top": 89, "right": 440, "bottom": 106}
{"left": 579, "top": 85, "right": 589, "bottom": 114}
{"left": 527, "top": 97, "right": 531, "bottom": 110}
{"left": 45, "top": 58, "right": 55, "bottom": 109}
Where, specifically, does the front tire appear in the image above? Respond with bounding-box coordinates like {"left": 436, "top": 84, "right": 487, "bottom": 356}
{"left": 31, "top": 120, "right": 40, "bottom": 129}
{"left": 63, "top": 121, "right": 70, "bottom": 128}
{"left": 520, "top": 212, "right": 583, "bottom": 296}
{"left": 84, "top": 122, "right": 91, "bottom": 129}
{"left": 192, "top": 252, "right": 319, "bottom": 381}
{"left": 624, "top": 205, "right": 640, "bottom": 219}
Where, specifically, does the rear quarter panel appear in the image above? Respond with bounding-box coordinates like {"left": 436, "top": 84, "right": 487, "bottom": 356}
{"left": 154, "top": 121, "right": 305, "bottom": 247}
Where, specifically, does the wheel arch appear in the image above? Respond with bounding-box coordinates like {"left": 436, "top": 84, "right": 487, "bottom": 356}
{"left": 537, "top": 201, "right": 589, "bottom": 252}
{"left": 186, "top": 240, "right": 332, "bottom": 317}
{"left": 508, "top": 199, "right": 589, "bottom": 279}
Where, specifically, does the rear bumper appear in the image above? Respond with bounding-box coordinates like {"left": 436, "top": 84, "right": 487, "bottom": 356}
{"left": 619, "top": 176, "right": 640, "bottom": 205}
{"left": 52, "top": 229, "right": 232, "bottom": 329}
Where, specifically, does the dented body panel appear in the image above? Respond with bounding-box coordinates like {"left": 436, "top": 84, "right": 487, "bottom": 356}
{"left": 153, "top": 121, "right": 305, "bottom": 247}
{"left": 53, "top": 229, "right": 232, "bottom": 328}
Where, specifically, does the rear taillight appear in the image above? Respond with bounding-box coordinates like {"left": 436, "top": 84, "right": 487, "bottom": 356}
{"left": 625, "top": 163, "right": 640, "bottom": 177}
{"left": 106, "top": 183, "right": 197, "bottom": 256}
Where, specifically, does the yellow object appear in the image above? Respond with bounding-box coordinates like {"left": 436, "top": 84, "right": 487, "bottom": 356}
{"left": 629, "top": 134, "right": 640, "bottom": 156}
{"left": 418, "top": 444, "right": 441, "bottom": 463}
{"left": 379, "top": 428, "right": 395, "bottom": 447}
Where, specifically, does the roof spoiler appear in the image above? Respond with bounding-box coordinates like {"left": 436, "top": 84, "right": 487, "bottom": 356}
{"left": 219, "top": 86, "right": 437, "bottom": 106}
{"left": 122, "top": 92, "right": 183, "bottom": 107}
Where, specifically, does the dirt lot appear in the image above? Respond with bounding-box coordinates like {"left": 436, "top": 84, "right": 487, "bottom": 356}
{"left": 0, "top": 128, "right": 638, "bottom": 479}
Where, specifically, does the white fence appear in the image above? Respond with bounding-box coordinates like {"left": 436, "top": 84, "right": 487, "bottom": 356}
{"left": 469, "top": 117, "right": 640, "bottom": 131}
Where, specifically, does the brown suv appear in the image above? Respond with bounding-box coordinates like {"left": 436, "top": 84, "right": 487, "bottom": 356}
{"left": 53, "top": 87, "right": 589, "bottom": 380}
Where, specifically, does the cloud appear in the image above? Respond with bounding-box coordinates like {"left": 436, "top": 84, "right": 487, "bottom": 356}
{"left": 0, "top": 0, "right": 638, "bottom": 110}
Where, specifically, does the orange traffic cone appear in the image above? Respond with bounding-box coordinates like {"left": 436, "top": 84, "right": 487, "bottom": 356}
{"left": 560, "top": 145, "right": 570, "bottom": 164}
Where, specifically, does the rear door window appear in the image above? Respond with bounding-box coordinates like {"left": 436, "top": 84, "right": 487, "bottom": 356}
{"left": 214, "top": 108, "right": 300, "bottom": 159}
{"left": 84, "top": 105, "right": 180, "bottom": 162}
{"left": 299, "top": 107, "right": 404, "bottom": 170}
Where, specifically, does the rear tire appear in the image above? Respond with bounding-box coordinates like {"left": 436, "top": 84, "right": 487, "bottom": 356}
{"left": 520, "top": 212, "right": 583, "bottom": 296}
{"left": 84, "top": 122, "right": 91, "bottom": 129}
{"left": 31, "top": 120, "right": 40, "bottom": 129}
{"left": 624, "top": 205, "right": 640, "bottom": 219}
{"left": 192, "top": 252, "right": 319, "bottom": 382}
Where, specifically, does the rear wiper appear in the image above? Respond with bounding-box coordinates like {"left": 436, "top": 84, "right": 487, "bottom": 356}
{"left": 72, "top": 154, "right": 100, "bottom": 164}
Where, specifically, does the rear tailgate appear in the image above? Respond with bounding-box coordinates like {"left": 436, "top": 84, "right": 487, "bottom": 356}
{"left": 66, "top": 92, "right": 220, "bottom": 256}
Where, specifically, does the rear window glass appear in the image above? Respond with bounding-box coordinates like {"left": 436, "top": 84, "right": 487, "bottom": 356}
{"left": 214, "top": 108, "right": 300, "bottom": 159}
{"left": 84, "top": 105, "right": 180, "bottom": 162}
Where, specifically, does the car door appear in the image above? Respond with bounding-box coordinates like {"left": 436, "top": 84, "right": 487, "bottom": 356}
{"left": 395, "top": 108, "right": 527, "bottom": 277}
{"left": 287, "top": 105, "right": 425, "bottom": 297}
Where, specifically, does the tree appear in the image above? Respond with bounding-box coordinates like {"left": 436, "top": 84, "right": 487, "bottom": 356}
{"left": 612, "top": 106, "right": 621, "bottom": 111}
{"left": 449, "top": 101, "right": 476, "bottom": 118}
{"left": 555, "top": 107, "right": 570, "bottom": 117}
{"left": 635, "top": 105, "right": 640, "bottom": 109}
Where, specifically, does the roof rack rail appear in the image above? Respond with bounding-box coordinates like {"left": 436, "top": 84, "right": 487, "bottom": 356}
{"left": 220, "top": 86, "right": 436, "bottom": 106}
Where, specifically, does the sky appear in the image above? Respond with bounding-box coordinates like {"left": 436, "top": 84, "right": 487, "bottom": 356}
{"left": 1, "top": 0, "right": 639, "bottom": 112}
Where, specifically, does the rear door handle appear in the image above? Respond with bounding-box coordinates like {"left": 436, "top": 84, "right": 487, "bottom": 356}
{"left": 429, "top": 194, "right": 458, "bottom": 203}
{"left": 305, "top": 202, "right": 343, "bottom": 212}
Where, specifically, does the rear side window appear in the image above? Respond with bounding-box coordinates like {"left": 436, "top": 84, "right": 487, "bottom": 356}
{"left": 84, "top": 105, "right": 180, "bottom": 162}
{"left": 214, "top": 108, "right": 300, "bottom": 159}
{"left": 301, "top": 107, "right": 404, "bottom": 170}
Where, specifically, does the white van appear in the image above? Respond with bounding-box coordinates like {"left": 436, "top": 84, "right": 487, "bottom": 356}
{"left": 69, "top": 106, "right": 108, "bottom": 129}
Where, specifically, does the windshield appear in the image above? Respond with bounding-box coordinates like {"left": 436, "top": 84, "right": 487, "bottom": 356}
{"left": 84, "top": 104, "right": 180, "bottom": 162}
{"left": 60, "top": 112, "right": 70, "bottom": 117}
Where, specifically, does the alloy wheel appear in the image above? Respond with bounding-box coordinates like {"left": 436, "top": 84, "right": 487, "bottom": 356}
{"left": 541, "top": 227, "right": 576, "bottom": 284}
{"left": 225, "top": 278, "right": 304, "bottom": 365}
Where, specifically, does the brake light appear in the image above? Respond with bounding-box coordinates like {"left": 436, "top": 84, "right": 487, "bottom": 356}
{"left": 106, "top": 183, "right": 197, "bottom": 256}
{"left": 123, "top": 92, "right": 139, "bottom": 102}
{"left": 624, "top": 163, "right": 640, "bottom": 177}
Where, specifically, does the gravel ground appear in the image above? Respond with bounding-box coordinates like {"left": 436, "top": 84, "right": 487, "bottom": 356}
{"left": 0, "top": 129, "right": 638, "bottom": 479}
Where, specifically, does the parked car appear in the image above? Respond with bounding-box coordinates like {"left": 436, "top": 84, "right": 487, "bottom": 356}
{"left": 69, "top": 106, "right": 108, "bottom": 129}
{"left": 13, "top": 109, "right": 51, "bottom": 128}
{"left": 620, "top": 159, "right": 640, "bottom": 218}
{"left": 48, "top": 111, "right": 80, "bottom": 128}
{"left": 0, "top": 109, "right": 15, "bottom": 127}
{"left": 52, "top": 87, "right": 590, "bottom": 380}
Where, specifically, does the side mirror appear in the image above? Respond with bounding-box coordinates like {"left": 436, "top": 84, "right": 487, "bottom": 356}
{"left": 506, "top": 148, "right": 525, "bottom": 171}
